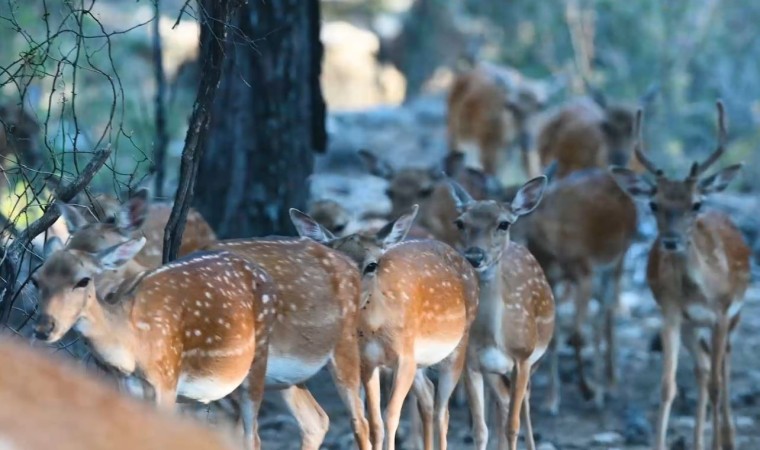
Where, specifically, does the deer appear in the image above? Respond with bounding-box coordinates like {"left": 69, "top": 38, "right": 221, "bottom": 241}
{"left": 204, "top": 234, "right": 372, "bottom": 450}
{"left": 32, "top": 231, "right": 277, "bottom": 449}
{"left": 0, "top": 101, "right": 43, "bottom": 170}
{"left": 504, "top": 165, "right": 638, "bottom": 413}
{"left": 0, "top": 336, "right": 239, "bottom": 450}
{"left": 307, "top": 198, "right": 354, "bottom": 236}
{"left": 51, "top": 197, "right": 371, "bottom": 450}
{"left": 447, "top": 175, "right": 555, "bottom": 450}
{"left": 536, "top": 88, "right": 657, "bottom": 179}
{"left": 447, "top": 62, "right": 561, "bottom": 178}
{"left": 359, "top": 149, "right": 498, "bottom": 250}
{"left": 290, "top": 205, "right": 480, "bottom": 450}
{"left": 609, "top": 101, "right": 750, "bottom": 450}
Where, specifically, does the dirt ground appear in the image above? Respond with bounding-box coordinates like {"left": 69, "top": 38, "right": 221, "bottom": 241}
{"left": 252, "top": 94, "right": 760, "bottom": 450}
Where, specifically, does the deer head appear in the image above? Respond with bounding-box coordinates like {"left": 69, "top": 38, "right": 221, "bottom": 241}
{"left": 290, "top": 205, "right": 419, "bottom": 278}
{"left": 307, "top": 199, "right": 352, "bottom": 236}
{"left": 32, "top": 236, "right": 146, "bottom": 343}
{"left": 448, "top": 176, "right": 547, "bottom": 272}
{"left": 610, "top": 101, "right": 742, "bottom": 252}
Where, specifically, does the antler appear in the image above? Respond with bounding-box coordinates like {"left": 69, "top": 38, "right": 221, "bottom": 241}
{"left": 690, "top": 100, "right": 727, "bottom": 178}
{"left": 632, "top": 109, "right": 662, "bottom": 176}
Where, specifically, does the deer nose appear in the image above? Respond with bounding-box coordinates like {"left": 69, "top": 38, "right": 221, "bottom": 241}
{"left": 34, "top": 314, "right": 55, "bottom": 341}
{"left": 661, "top": 237, "right": 680, "bottom": 251}
{"left": 464, "top": 247, "right": 486, "bottom": 268}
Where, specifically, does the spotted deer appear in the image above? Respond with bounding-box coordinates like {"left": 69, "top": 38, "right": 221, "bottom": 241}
{"left": 447, "top": 63, "right": 560, "bottom": 178}
{"left": 0, "top": 337, "right": 238, "bottom": 450}
{"left": 610, "top": 101, "right": 750, "bottom": 450}
{"left": 307, "top": 198, "right": 353, "bottom": 236}
{"left": 32, "top": 234, "right": 277, "bottom": 449}
{"left": 507, "top": 166, "right": 638, "bottom": 412}
{"left": 448, "top": 176, "right": 555, "bottom": 450}
{"left": 45, "top": 187, "right": 216, "bottom": 265}
{"left": 359, "top": 149, "right": 497, "bottom": 249}
{"left": 290, "top": 205, "right": 479, "bottom": 450}
{"left": 204, "top": 237, "right": 370, "bottom": 450}
{"left": 536, "top": 89, "right": 656, "bottom": 179}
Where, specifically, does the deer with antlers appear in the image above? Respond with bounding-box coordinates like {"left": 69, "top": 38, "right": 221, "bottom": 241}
{"left": 32, "top": 231, "right": 277, "bottom": 449}
{"left": 610, "top": 101, "right": 750, "bottom": 450}
{"left": 448, "top": 176, "right": 555, "bottom": 450}
{"left": 0, "top": 337, "right": 238, "bottom": 450}
{"left": 290, "top": 205, "right": 479, "bottom": 450}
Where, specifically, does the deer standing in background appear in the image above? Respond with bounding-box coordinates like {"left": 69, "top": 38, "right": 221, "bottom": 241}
{"left": 291, "top": 206, "right": 479, "bottom": 450}
{"left": 0, "top": 337, "right": 238, "bottom": 450}
{"left": 447, "top": 63, "right": 559, "bottom": 178}
{"left": 508, "top": 167, "right": 638, "bottom": 412}
{"left": 448, "top": 176, "right": 554, "bottom": 450}
{"left": 610, "top": 102, "right": 750, "bottom": 450}
{"left": 360, "top": 149, "right": 497, "bottom": 249}
{"left": 32, "top": 235, "right": 277, "bottom": 449}
{"left": 536, "top": 88, "right": 657, "bottom": 179}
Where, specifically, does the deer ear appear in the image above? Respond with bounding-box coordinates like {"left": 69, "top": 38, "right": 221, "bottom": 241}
{"left": 117, "top": 188, "right": 149, "bottom": 231}
{"left": 609, "top": 166, "right": 655, "bottom": 198}
{"left": 95, "top": 237, "right": 146, "bottom": 270}
{"left": 511, "top": 176, "right": 547, "bottom": 216}
{"left": 43, "top": 237, "right": 64, "bottom": 258}
{"left": 57, "top": 202, "right": 90, "bottom": 234}
{"left": 698, "top": 163, "right": 742, "bottom": 195}
{"left": 289, "top": 208, "right": 335, "bottom": 243}
{"left": 358, "top": 149, "right": 394, "bottom": 179}
{"left": 447, "top": 180, "right": 474, "bottom": 212}
{"left": 376, "top": 205, "right": 418, "bottom": 247}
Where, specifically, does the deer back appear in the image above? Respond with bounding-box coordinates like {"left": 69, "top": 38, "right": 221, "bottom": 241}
{"left": 519, "top": 169, "right": 637, "bottom": 269}
{"left": 0, "top": 337, "right": 237, "bottom": 450}
{"left": 208, "top": 238, "right": 361, "bottom": 380}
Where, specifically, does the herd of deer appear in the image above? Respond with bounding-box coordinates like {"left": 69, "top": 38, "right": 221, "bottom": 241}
{"left": 0, "top": 61, "right": 751, "bottom": 450}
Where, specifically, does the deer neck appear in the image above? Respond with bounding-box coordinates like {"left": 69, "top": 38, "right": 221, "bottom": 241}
{"left": 472, "top": 258, "right": 506, "bottom": 340}
{"left": 76, "top": 290, "right": 138, "bottom": 375}
{"left": 96, "top": 260, "right": 148, "bottom": 299}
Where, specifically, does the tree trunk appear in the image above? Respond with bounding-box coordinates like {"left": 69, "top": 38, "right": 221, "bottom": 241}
{"left": 194, "top": 0, "right": 325, "bottom": 238}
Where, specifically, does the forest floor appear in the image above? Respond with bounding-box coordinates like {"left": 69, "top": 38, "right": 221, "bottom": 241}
{"left": 260, "top": 94, "right": 760, "bottom": 450}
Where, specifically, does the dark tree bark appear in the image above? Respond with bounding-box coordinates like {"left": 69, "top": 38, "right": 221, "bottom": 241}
{"left": 162, "top": 0, "right": 237, "bottom": 262}
{"left": 194, "top": 0, "right": 325, "bottom": 238}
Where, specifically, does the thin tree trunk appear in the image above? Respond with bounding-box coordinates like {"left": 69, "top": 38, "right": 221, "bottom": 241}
{"left": 162, "top": 0, "right": 237, "bottom": 263}
{"left": 152, "top": 0, "right": 169, "bottom": 198}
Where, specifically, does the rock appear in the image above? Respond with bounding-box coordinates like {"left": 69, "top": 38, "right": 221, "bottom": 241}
{"left": 593, "top": 431, "right": 624, "bottom": 445}
{"left": 623, "top": 406, "right": 653, "bottom": 445}
{"left": 537, "top": 442, "right": 558, "bottom": 450}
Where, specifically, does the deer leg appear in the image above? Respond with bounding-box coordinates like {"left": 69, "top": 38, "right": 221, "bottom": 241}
{"left": 464, "top": 367, "right": 488, "bottom": 450}
{"left": 506, "top": 361, "right": 531, "bottom": 450}
{"left": 655, "top": 316, "right": 682, "bottom": 450}
{"left": 570, "top": 274, "right": 595, "bottom": 401}
{"left": 328, "top": 348, "right": 371, "bottom": 450}
{"left": 683, "top": 324, "right": 709, "bottom": 450}
{"left": 484, "top": 373, "right": 511, "bottom": 450}
{"left": 605, "top": 260, "right": 624, "bottom": 386}
{"left": 362, "top": 365, "right": 384, "bottom": 450}
{"left": 279, "top": 385, "right": 329, "bottom": 450}
{"left": 721, "top": 339, "right": 736, "bottom": 450}
{"left": 522, "top": 383, "right": 536, "bottom": 450}
{"left": 411, "top": 370, "right": 434, "bottom": 450}
{"left": 710, "top": 319, "right": 729, "bottom": 450}
{"left": 435, "top": 339, "right": 467, "bottom": 450}
{"left": 240, "top": 340, "right": 268, "bottom": 450}
{"left": 544, "top": 281, "right": 564, "bottom": 416}
{"left": 385, "top": 357, "right": 417, "bottom": 450}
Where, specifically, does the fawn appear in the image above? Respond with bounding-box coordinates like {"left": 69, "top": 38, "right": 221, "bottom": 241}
{"left": 610, "top": 101, "right": 750, "bottom": 450}
{"left": 448, "top": 176, "right": 555, "bottom": 450}
{"left": 290, "top": 205, "right": 480, "bottom": 450}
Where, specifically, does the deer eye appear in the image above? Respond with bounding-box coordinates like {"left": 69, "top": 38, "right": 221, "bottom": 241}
{"left": 498, "top": 221, "right": 511, "bottom": 231}
{"left": 74, "top": 277, "right": 91, "bottom": 289}
{"left": 649, "top": 202, "right": 659, "bottom": 212}
{"left": 419, "top": 187, "right": 434, "bottom": 198}
{"left": 692, "top": 202, "right": 702, "bottom": 212}
{"left": 363, "top": 262, "right": 378, "bottom": 275}
{"left": 454, "top": 219, "right": 464, "bottom": 230}
{"left": 332, "top": 223, "right": 346, "bottom": 234}
{"left": 104, "top": 215, "right": 117, "bottom": 225}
